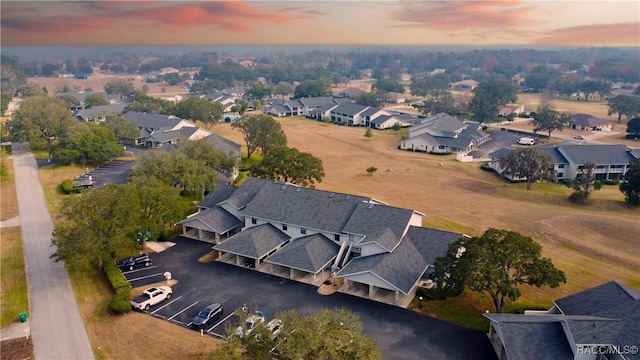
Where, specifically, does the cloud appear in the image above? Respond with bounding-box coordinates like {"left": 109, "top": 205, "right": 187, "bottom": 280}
{"left": 1, "top": 0, "right": 317, "bottom": 45}
{"left": 533, "top": 22, "right": 640, "bottom": 47}
{"left": 392, "top": 1, "right": 532, "bottom": 31}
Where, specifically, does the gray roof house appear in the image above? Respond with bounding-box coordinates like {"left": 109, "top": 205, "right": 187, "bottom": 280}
{"left": 330, "top": 103, "right": 372, "bottom": 126}
{"left": 400, "top": 113, "right": 490, "bottom": 154}
{"left": 484, "top": 281, "right": 640, "bottom": 360}
{"left": 124, "top": 111, "right": 212, "bottom": 147}
{"left": 73, "top": 102, "right": 127, "bottom": 122}
{"left": 489, "top": 144, "right": 639, "bottom": 181}
{"left": 177, "top": 177, "right": 463, "bottom": 307}
{"left": 264, "top": 97, "right": 349, "bottom": 118}
{"left": 570, "top": 113, "right": 613, "bottom": 132}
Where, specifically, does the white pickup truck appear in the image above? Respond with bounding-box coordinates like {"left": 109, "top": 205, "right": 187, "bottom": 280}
{"left": 130, "top": 286, "right": 172, "bottom": 311}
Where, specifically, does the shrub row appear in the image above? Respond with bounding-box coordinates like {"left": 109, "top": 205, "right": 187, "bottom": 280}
{"left": 61, "top": 179, "right": 81, "bottom": 194}
{"left": 480, "top": 163, "right": 496, "bottom": 173}
{"left": 103, "top": 256, "right": 131, "bottom": 314}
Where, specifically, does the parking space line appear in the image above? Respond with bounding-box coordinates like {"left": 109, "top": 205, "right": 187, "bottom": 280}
{"left": 127, "top": 273, "right": 164, "bottom": 282}
{"left": 121, "top": 265, "right": 157, "bottom": 275}
{"left": 168, "top": 300, "right": 200, "bottom": 321}
{"left": 150, "top": 287, "right": 198, "bottom": 315}
{"left": 169, "top": 319, "right": 184, "bottom": 325}
{"left": 206, "top": 308, "right": 239, "bottom": 333}
{"left": 152, "top": 313, "right": 166, "bottom": 320}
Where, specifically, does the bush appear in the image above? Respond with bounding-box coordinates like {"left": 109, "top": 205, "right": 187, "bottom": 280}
{"left": 569, "top": 191, "right": 589, "bottom": 204}
{"left": 109, "top": 286, "right": 131, "bottom": 314}
{"left": 602, "top": 179, "right": 619, "bottom": 185}
{"left": 60, "top": 179, "right": 81, "bottom": 194}
{"left": 480, "top": 163, "right": 496, "bottom": 173}
{"left": 103, "top": 257, "right": 130, "bottom": 290}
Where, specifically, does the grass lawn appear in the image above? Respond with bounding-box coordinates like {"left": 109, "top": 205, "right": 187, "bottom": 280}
{"left": 210, "top": 115, "right": 640, "bottom": 330}
{"left": 0, "top": 158, "right": 30, "bottom": 328}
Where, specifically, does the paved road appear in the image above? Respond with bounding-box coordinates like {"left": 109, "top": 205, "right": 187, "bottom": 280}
{"left": 12, "top": 143, "right": 94, "bottom": 360}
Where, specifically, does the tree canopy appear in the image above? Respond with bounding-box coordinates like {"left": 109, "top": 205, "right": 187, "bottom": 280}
{"left": 232, "top": 114, "right": 287, "bottom": 158}
{"left": 372, "top": 79, "right": 404, "bottom": 93}
{"left": 273, "top": 81, "right": 294, "bottom": 100}
{"left": 53, "top": 122, "right": 124, "bottom": 165}
{"left": 498, "top": 148, "right": 555, "bottom": 190}
{"left": 354, "top": 92, "right": 380, "bottom": 107}
{"left": 207, "top": 308, "right": 382, "bottom": 360}
{"left": 434, "top": 228, "right": 566, "bottom": 313}
{"left": 607, "top": 95, "right": 640, "bottom": 124}
{"left": 531, "top": 97, "right": 571, "bottom": 138}
{"left": 9, "top": 96, "right": 73, "bottom": 157}
{"left": 125, "top": 91, "right": 175, "bottom": 114}
{"left": 84, "top": 93, "right": 109, "bottom": 107}
{"left": 250, "top": 146, "right": 325, "bottom": 187}
{"left": 102, "top": 114, "right": 140, "bottom": 142}
{"left": 566, "top": 162, "right": 602, "bottom": 204}
{"left": 470, "top": 77, "right": 518, "bottom": 123}
{"left": 246, "top": 81, "right": 272, "bottom": 99}
{"left": 626, "top": 117, "right": 640, "bottom": 138}
{"left": 103, "top": 78, "right": 136, "bottom": 96}
{"left": 293, "top": 78, "right": 332, "bottom": 99}
{"left": 173, "top": 96, "right": 223, "bottom": 128}
{"left": 620, "top": 159, "right": 640, "bottom": 206}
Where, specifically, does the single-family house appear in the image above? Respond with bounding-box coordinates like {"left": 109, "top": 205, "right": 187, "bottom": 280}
{"left": 203, "top": 93, "right": 239, "bottom": 113}
{"left": 569, "top": 113, "right": 613, "bottom": 132}
{"left": 450, "top": 80, "right": 479, "bottom": 91}
{"left": 400, "top": 113, "right": 490, "bottom": 154}
{"left": 177, "top": 177, "right": 464, "bottom": 307}
{"left": 488, "top": 144, "right": 639, "bottom": 181}
{"left": 124, "top": 111, "right": 211, "bottom": 147}
{"left": 484, "top": 281, "right": 639, "bottom": 360}
{"left": 337, "top": 87, "right": 364, "bottom": 99}
{"left": 385, "top": 92, "right": 406, "bottom": 104}
{"left": 498, "top": 104, "right": 527, "bottom": 117}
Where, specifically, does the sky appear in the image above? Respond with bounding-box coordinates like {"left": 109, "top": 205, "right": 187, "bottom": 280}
{"left": 1, "top": 0, "right": 639, "bottom": 48}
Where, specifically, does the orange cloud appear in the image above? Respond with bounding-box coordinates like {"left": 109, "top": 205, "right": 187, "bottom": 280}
{"left": 533, "top": 22, "right": 640, "bottom": 47}
{"left": 392, "top": 1, "right": 532, "bottom": 31}
{"left": 1, "top": 1, "right": 317, "bottom": 46}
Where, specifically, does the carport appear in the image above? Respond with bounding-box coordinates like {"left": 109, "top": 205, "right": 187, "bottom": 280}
{"left": 178, "top": 207, "right": 243, "bottom": 244}
{"left": 263, "top": 234, "right": 339, "bottom": 286}
{"left": 212, "top": 223, "right": 290, "bottom": 271}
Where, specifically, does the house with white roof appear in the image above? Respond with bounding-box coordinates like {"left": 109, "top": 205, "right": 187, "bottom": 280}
{"left": 177, "top": 177, "right": 464, "bottom": 307}
{"left": 400, "top": 113, "right": 490, "bottom": 154}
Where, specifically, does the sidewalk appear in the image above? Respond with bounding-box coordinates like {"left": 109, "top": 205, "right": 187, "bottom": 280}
{"left": 0, "top": 216, "right": 19, "bottom": 228}
{"left": 0, "top": 320, "right": 30, "bottom": 341}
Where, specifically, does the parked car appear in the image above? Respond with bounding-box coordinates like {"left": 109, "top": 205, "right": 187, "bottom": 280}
{"left": 72, "top": 179, "right": 95, "bottom": 188}
{"left": 130, "top": 286, "right": 172, "bottom": 311}
{"left": 517, "top": 137, "right": 536, "bottom": 145}
{"left": 574, "top": 135, "right": 585, "bottom": 140}
{"left": 118, "top": 253, "right": 151, "bottom": 271}
{"left": 190, "top": 303, "right": 224, "bottom": 330}
{"left": 236, "top": 311, "right": 265, "bottom": 337}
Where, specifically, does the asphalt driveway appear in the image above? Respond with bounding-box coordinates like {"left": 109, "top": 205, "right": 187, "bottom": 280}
{"left": 143, "top": 237, "right": 497, "bottom": 360}
{"left": 470, "top": 129, "right": 545, "bottom": 159}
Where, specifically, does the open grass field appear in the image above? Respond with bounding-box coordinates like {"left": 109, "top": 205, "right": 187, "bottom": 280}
{"left": 211, "top": 117, "right": 640, "bottom": 320}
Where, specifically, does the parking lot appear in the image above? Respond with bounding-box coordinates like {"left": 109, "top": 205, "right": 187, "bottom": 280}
{"left": 469, "top": 129, "right": 545, "bottom": 159}
{"left": 121, "top": 237, "right": 497, "bottom": 360}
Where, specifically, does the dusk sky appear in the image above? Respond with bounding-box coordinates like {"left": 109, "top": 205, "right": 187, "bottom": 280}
{"left": 2, "top": 0, "right": 639, "bottom": 48}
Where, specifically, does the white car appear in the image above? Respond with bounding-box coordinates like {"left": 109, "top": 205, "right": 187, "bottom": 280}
{"left": 235, "top": 311, "right": 265, "bottom": 337}
{"left": 517, "top": 137, "right": 536, "bottom": 145}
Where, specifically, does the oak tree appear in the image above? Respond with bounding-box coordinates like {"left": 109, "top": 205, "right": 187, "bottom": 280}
{"left": 620, "top": 159, "right": 640, "bottom": 206}
{"left": 250, "top": 146, "right": 324, "bottom": 187}
{"left": 498, "top": 148, "right": 555, "bottom": 190}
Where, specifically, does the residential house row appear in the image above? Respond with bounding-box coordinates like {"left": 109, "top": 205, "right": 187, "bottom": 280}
{"left": 178, "top": 177, "right": 465, "bottom": 307}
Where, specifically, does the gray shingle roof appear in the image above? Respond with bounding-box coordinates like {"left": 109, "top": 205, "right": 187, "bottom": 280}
{"left": 241, "top": 181, "right": 370, "bottom": 233}
{"left": 202, "top": 133, "right": 241, "bottom": 154}
{"left": 554, "top": 144, "right": 636, "bottom": 165}
{"left": 199, "top": 180, "right": 238, "bottom": 209}
{"left": 74, "top": 103, "right": 127, "bottom": 121}
{"left": 178, "top": 206, "right": 243, "bottom": 234}
{"left": 554, "top": 281, "right": 640, "bottom": 358}
{"left": 570, "top": 113, "right": 610, "bottom": 127}
{"left": 361, "top": 106, "right": 384, "bottom": 117}
{"left": 224, "top": 177, "right": 269, "bottom": 210}
{"left": 331, "top": 103, "right": 370, "bottom": 116}
{"left": 125, "top": 111, "right": 183, "bottom": 130}
{"left": 344, "top": 202, "right": 414, "bottom": 251}
{"left": 145, "top": 129, "right": 182, "bottom": 143}
{"left": 404, "top": 226, "right": 462, "bottom": 265}
{"left": 264, "top": 234, "right": 339, "bottom": 273}
{"left": 411, "top": 113, "right": 467, "bottom": 135}
{"left": 212, "top": 223, "right": 290, "bottom": 258}
{"left": 337, "top": 235, "right": 427, "bottom": 294}
{"left": 298, "top": 97, "right": 339, "bottom": 107}
{"left": 484, "top": 315, "right": 575, "bottom": 360}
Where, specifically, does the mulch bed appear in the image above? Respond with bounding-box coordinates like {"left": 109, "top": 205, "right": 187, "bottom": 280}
{"left": 1, "top": 337, "right": 34, "bottom": 360}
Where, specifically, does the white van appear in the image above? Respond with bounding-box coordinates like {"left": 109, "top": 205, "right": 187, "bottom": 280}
{"left": 517, "top": 137, "right": 536, "bottom": 145}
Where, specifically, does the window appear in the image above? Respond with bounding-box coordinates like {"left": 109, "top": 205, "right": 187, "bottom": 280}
{"left": 348, "top": 234, "right": 354, "bottom": 242}
{"left": 557, "top": 173, "right": 563, "bottom": 178}
{"left": 251, "top": 218, "right": 257, "bottom": 224}
{"left": 557, "top": 164, "right": 565, "bottom": 169}
{"left": 301, "top": 228, "right": 306, "bottom": 235}
{"left": 282, "top": 224, "right": 288, "bottom": 231}
{"left": 334, "top": 234, "right": 341, "bottom": 241}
